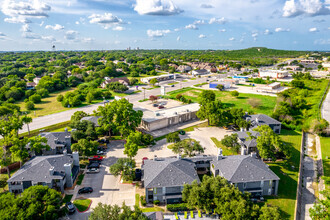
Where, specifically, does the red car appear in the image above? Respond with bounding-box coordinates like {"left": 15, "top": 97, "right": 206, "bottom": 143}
{"left": 142, "top": 157, "right": 148, "bottom": 165}
{"left": 89, "top": 156, "right": 103, "bottom": 162}
{"left": 158, "top": 105, "right": 165, "bottom": 109}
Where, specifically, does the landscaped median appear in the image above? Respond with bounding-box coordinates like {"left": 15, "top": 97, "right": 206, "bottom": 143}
{"left": 73, "top": 198, "right": 92, "bottom": 213}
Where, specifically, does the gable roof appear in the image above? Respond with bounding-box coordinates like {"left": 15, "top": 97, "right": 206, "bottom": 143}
{"left": 144, "top": 212, "right": 163, "bottom": 220}
{"left": 235, "top": 131, "right": 260, "bottom": 148}
{"left": 211, "top": 155, "right": 279, "bottom": 183}
{"left": 246, "top": 114, "right": 281, "bottom": 127}
{"left": 143, "top": 158, "right": 199, "bottom": 188}
{"left": 7, "top": 155, "right": 74, "bottom": 183}
{"left": 39, "top": 131, "right": 71, "bottom": 150}
{"left": 81, "top": 116, "right": 102, "bottom": 127}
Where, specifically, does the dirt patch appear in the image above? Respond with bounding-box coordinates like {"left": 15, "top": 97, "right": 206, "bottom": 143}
{"left": 184, "top": 90, "right": 201, "bottom": 97}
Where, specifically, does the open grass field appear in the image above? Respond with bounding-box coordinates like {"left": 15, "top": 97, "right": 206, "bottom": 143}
{"left": 320, "top": 137, "right": 330, "bottom": 188}
{"left": 73, "top": 199, "right": 92, "bottom": 212}
{"left": 266, "top": 129, "right": 302, "bottom": 220}
{"left": 167, "top": 87, "right": 277, "bottom": 115}
{"left": 210, "top": 137, "right": 237, "bottom": 156}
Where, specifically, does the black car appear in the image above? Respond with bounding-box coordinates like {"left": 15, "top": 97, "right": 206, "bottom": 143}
{"left": 66, "top": 202, "right": 76, "bottom": 214}
{"left": 78, "top": 187, "right": 93, "bottom": 194}
{"left": 88, "top": 162, "right": 100, "bottom": 169}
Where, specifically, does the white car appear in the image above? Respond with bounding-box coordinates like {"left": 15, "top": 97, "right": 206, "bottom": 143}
{"left": 97, "top": 150, "right": 104, "bottom": 155}
{"left": 87, "top": 168, "right": 99, "bottom": 174}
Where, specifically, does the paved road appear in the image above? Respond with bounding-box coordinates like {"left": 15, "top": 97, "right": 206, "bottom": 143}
{"left": 19, "top": 76, "right": 208, "bottom": 134}
{"left": 321, "top": 83, "right": 330, "bottom": 124}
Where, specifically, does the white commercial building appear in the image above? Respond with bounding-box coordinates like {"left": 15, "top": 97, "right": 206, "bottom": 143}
{"left": 259, "top": 70, "right": 289, "bottom": 79}
{"left": 322, "top": 62, "right": 330, "bottom": 68}
{"left": 140, "top": 74, "right": 179, "bottom": 84}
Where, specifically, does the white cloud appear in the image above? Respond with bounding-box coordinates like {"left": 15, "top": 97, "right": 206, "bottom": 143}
{"left": 198, "top": 34, "right": 206, "bottom": 38}
{"left": 114, "top": 40, "right": 121, "bottom": 44}
{"left": 251, "top": 32, "right": 258, "bottom": 41}
{"left": 264, "top": 29, "right": 273, "bottom": 35}
{"left": 134, "top": 0, "right": 183, "bottom": 16}
{"left": 0, "top": 32, "right": 6, "bottom": 36}
{"left": 45, "top": 24, "right": 64, "bottom": 31}
{"left": 275, "top": 27, "right": 290, "bottom": 32}
{"left": 22, "top": 32, "right": 40, "bottom": 39}
{"left": 89, "top": 13, "right": 123, "bottom": 29}
{"left": 309, "top": 27, "right": 319, "bottom": 32}
{"left": 185, "top": 24, "right": 198, "bottom": 30}
{"left": 41, "top": 35, "right": 55, "bottom": 41}
{"left": 65, "top": 30, "right": 78, "bottom": 40}
{"left": 314, "top": 38, "right": 330, "bottom": 44}
{"left": 75, "top": 21, "right": 80, "bottom": 25}
{"left": 200, "top": 4, "right": 214, "bottom": 8}
{"left": 2, "top": 0, "right": 51, "bottom": 24}
{"left": 147, "top": 29, "right": 171, "bottom": 38}
{"left": 174, "top": 28, "right": 180, "bottom": 31}
{"left": 193, "top": 19, "right": 206, "bottom": 25}
{"left": 209, "top": 17, "right": 227, "bottom": 24}
{"left": 219, "top": 29, "right": 226, "bottom": 32}
{"left": 21, "top": 24, "right": 31, "bottom": 32}
{"left": 39, "top": 21, "right": 44, "bottom": 26}
{"left": 229, "top": 37, "right": 235, "bottom": 41}
{"left": 283, "top": 0, "right": 330, "bottom": 17}
{"left": 82, "top": 37, "right": 94, "bottom": 43}
{"left": 113, "top": 26, "right": 125, "bottom": 31}
{"left": 177, "top": 36, "right": 180, "bottom": 41}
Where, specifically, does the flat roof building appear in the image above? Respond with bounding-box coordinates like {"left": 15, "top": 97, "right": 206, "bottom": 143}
{"left": 259, "top": 70, "right": 289, "bottom": 79}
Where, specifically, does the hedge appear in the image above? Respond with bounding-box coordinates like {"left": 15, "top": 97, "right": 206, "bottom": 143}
{"left": 166, "top": 203, "right": 193, "bottom": 212}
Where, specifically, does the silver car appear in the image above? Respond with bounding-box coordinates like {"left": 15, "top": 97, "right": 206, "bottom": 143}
{"left": 87, "top": 168, "right": 99, "bottom": 173}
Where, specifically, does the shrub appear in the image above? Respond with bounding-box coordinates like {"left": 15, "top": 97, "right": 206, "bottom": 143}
{"left": 167, "top": 203, "right": 192, "bottom": 212}
{"left": 29, "top": 94, "right": 42, "bottom": 103}
{"left": 57, "top": 94, "right": 64, "bottom": 102}
{"left": 249, "top": 98, "right": 261, "bottom": 108}
{"left": 25, "top": 101, "right": 35, "bottom": 110}
{"left": 153, "top": 200, "right": 160, "bottom": 205}
{"left": 166, "top": 132, "right": 180, "bottom": 143}
{"left": 176, "top": 94, "right": 183, "bottom": 100}
{"left": 36, "top": 88, "right": 49, "bottom": 98}
{"left": 140, "top": 196, "right": 147, "bottom": 206}
{"left": 230, "top": 90, "right": 239, "bottom": 97}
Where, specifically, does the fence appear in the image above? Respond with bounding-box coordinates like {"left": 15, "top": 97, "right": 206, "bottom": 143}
{"left": 0, "top": 162, "right": 21, "bottom": 174}
{"left": 294, "top": 132, "right": 306, "bottom": 220}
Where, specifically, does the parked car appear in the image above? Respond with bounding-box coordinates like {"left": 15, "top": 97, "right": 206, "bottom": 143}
{"left": 179, "top": 130, "right": 186, "bottom": 135}
{"left": 152, "top": 103, "right": 159, "bottom": 107}
{"left": 87, "top": 168, "right": 100, "bottom": 173}
{"left": 158, "top": 105, "right": 165, "bottom": 109}
{"left": 78, "top": 187, "right": 93, "bottom": 194}
{"left": 66, "top": 202, "right": 76, "bottom": 214}
{"left": 88, "top": 162, "right": 100, "bottom": 169}
{"left": 89, "top": 156, "right": 103, "bottom": 162}
{"left": 171, "top": 84, "right": 175, "bottom": 87}
{"left": 135, "top": 169, "right": 142, "bottom": 181}
{"left": 96, "top": 150, "right": 104, "bottom": 155}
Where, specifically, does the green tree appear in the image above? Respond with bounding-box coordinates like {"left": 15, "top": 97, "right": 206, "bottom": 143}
{"left": 71, "top": 111, "right": 88, "bottom": 122}
{"left": 27, "top": 136, "right": 50, "bottom": 155}
{"left": 123, "top": 131, "right": 154, "bottom": 158}
{"left": 89, "top": 203, "right": 148, "bottom": 220}
{"left": 25, "top": 101, "right": 35, "bottom": 110}
{"left": 29, "top": 94, "right": 42, "bottom": 103}
{"left": 258, "top": 205, "right": 281, "bottom": 220}
{"left": 221, "top": 134, "right": 240, "bottom": 153}
{"left": 216, "top": 84, "right": 224, "bottom": 91}
{"left": 230, "top": 90, "right": 239, "bottom": 97}
{"left": 71, "top": 139, "right": 98, "bottom": 157}
{"left": 198, "top": 90, "right": 216, "bottom": 104}
{"left": 109, "top": 158, "right": 136, "bottom": 181}
{"left": 86, "top": 92, "right": 94, "bottom": 104}
{"left": 291, "top": 80, "right": 305, "bottom": 88}
{"left": 166, "top": 132, "right": 181, "bottom": 143}
{"left": 57, "top": 94, "right": 64, "bottom": 102}
{"left": 309, "top": 189, "right": 330, "bottom": 220}
{"left": 149, "top": 78, "right": 158, "bottom": 86}
{"left": 96, "top": 99, "right": 143, "bottom": 137}
{"left": 171, "top": 139, "right": 204, "bottom": 157}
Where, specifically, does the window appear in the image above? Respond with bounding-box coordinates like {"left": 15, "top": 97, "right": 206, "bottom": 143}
{"left": 260, "top": 180, "right": 264, "bottom": 187}
{"left": 269, "top": 180, "right": 273, "bottom": 187}
{"left": 268, "top": 188, "right": 272, "bottom": 195}
{"left": 153, "top": 188, "right": 157, "bottom": 194}
{"left": 162, "top": 187, "right": 166, "bottom": 194}
{"left": 154, "top": 196, "right": 157, "bottom": 201}
{"left": 243, "top": 182, "right": 247, "bottom": 189}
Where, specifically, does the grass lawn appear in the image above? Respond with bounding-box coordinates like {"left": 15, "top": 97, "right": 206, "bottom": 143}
{"left": 210, "top": 137, "right": 237, "bottom": 156}
{"left": 0, "top": 168, "right": 19, "bottom": 193}
{"left": 76, "top": 173, "right": 85, "bottom": 185}
{"left": 168, "top": 82, "right": 179, "bottom": 85}
{"left": 19, "top": 121, "right": 71, "bottom": 138}
{"left": 266, "top": 129, "right": 302, "bottom": 220}
{"left": 320, "top": 137, "right": 330, "bottom": 188}
{"left": 135, "top": 194, "right": 140, "bottom": 207}
{"left": 62, "top": 194, "right": 73, "bottom": 205}
{"left": 193, "top": 82, "right": 208, "bottom": 87}
{"left": 73, "top": 199, "right": 92, "bottom": 212}
{"left": 17, "top": 88, "right": 76, "bottom": 118}
{"left": 167, "top": 88, "right": 277, "bottom": 115}
{"left": 141, "top": 207, "right": 164, "bottom": 212}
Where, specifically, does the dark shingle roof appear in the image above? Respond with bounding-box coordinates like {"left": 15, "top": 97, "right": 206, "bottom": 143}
{"left": 211, "top": 155, "right": 279, "bottom": 183}
{"left": 143, "top": 158, "right": 199, "bottom": 188}
{"left": 246, "top": 114, "right": 281, "bottom": 127}
{"left": 39, "top": 131, "right": 71, "bottom": 150}
{"left": 7, "top": 155, "right": 74, "bottom": 183}
{"left": 81, "top": 116, "right": 102, "bottom": 127}
{"left": 235, "top": 131, "right": 260, "bottom": 148}
{"left": 144, "top": 212, "right": 163, "bottom": 220}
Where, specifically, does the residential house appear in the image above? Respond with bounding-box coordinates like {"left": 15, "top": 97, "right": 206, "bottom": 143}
{"left": 235, "top": 131, "right": 260, "bottom": 155}
{"left": 26, "top": 82, "right": 36, "bottom": 90}
{"left": 101, "top": 77, "right": 130, "bottom": 89}
{"left": 244, "top": 114, "right": 282, "bottom": 134}
{"left": 33, "top": 77, "right": 42, "bottom": 85}
{"left": 142, "top": 157, "right": 200, "bottom": 204}
{"left": 37, "top": 129, "right": 72, "bottom": 155}
{"left": 210, "top": 153, "right": 279, "bottom": 196}
{"left": 177, "top": 65, "right": 191, "bottom": 73}
{"left": 191, "top": 69, "right": 209, "bottom": 76}
{"left": 81, "top": 116, "right": 102, "bottom": 127}
{"left": 7, "top": 152, "right": 80, "bottom": 193}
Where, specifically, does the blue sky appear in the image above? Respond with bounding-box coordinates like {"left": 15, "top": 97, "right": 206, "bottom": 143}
{"left": 0, "top": 0, "right": 329, "bottom": 51}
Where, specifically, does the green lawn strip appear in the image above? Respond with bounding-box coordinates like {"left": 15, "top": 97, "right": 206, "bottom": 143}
{"left": 73, "top": 199, "right": 92, "bottom": 212}
{"left": 266, "top": 129, "right": 302, "bottom": 220}
{"left": 19, "top": 121, "right": 71, "bottom": 138}
{"left": 141, "top": 207, "right": 164, "bottom": 212}
{"left": 168, "top": 82, "right": 179, "bottom": 85}
{"left": 76, "top": 173, "right": 85, "bottom": 185}
{"left": 167, "top": 88, "right": 277, "bottom": 115}
{"left": 320, "top": 137, "right": 330, "bottom": 188}
{"left": 135, "top": 194, "right": 140, "bottom": 207}
{"left": 62, "top": 194, "right": 73, "bottom": 205}
{"left": 193, "top": 82, "right": 208, "bottom": 87}
{"left": 210, "top": 137, "right": 237, "bottom": 156}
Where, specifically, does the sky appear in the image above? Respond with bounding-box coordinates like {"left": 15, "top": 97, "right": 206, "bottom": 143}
{"left": 0, "top": 0, "right": 329, "bottom": 51}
